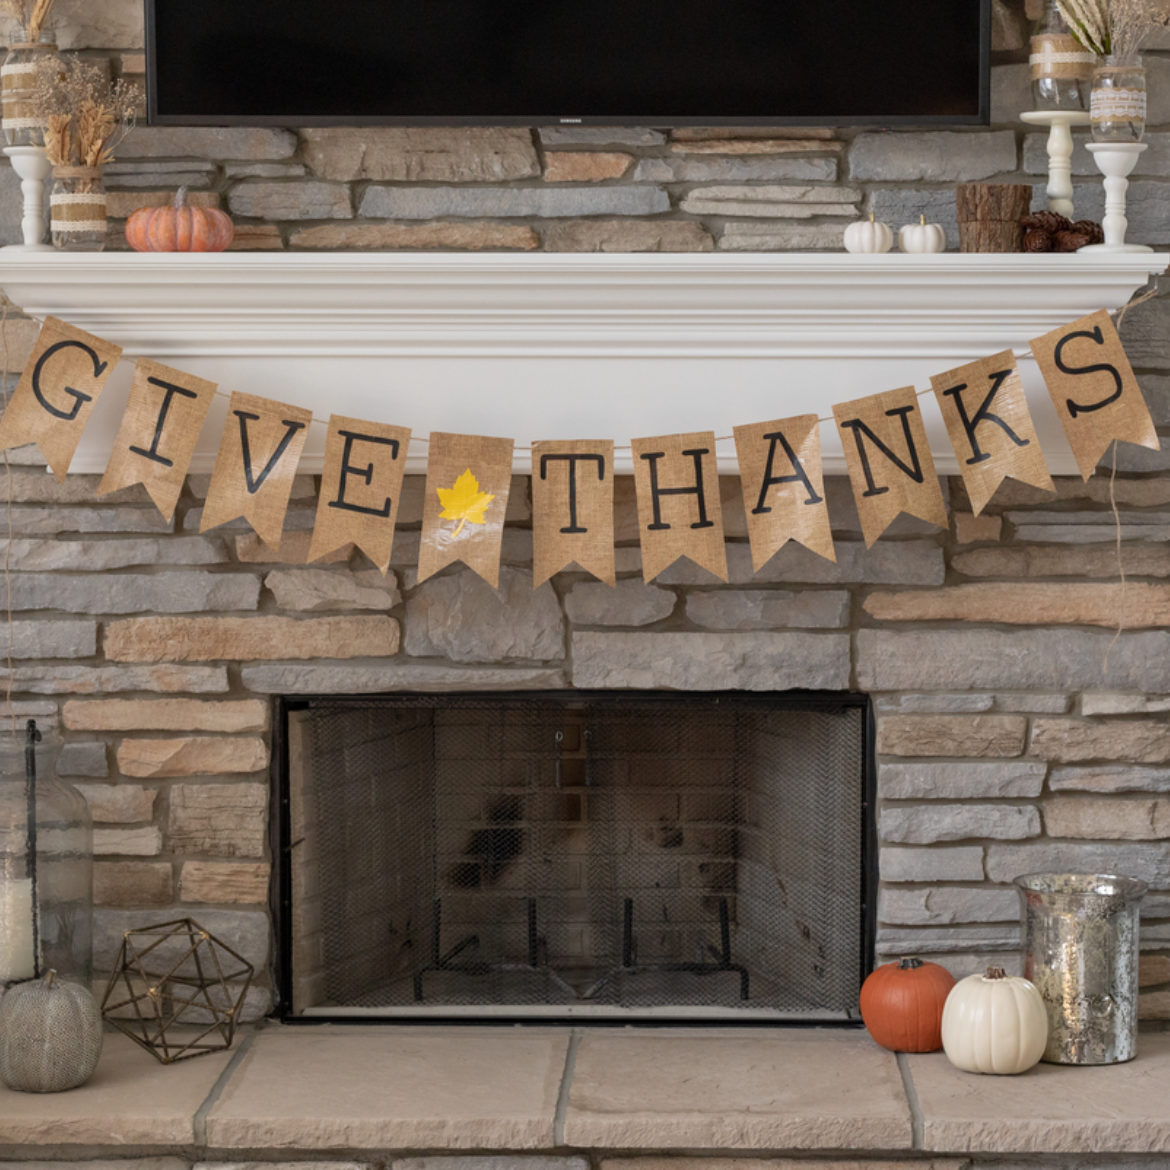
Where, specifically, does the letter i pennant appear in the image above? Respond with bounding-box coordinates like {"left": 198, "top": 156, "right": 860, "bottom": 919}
{"left": 200, "top": 391, "right": 312, "bottom": 549}
{"left": 1031, "top": 309, "right": 1159, "bottom": 479}
{"left": 0, "top": 316, "right": 122, "bottom": 481}
{"left": 98, "top": 358, "right": 217, "bottom": 522}
{"left": 309, "top": 415, "right": 411, "bottom": 574}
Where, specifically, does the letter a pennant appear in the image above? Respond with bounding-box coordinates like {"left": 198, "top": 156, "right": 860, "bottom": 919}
{"left": 0, "top": 316, "right": 122, "bottom": 481}
{"left": 1031, "top": 309, "right": 1159, "bottom": 479}
{"left": 200, "top": 391, "right": 312, "bottom": 549}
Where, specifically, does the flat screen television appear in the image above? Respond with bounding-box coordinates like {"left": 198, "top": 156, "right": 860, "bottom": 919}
{"left": 146, "top": 0, "right": 990, "bottom": 127}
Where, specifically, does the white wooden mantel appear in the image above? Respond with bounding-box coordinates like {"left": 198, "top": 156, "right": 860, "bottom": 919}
{"left": 0, "top": 251, "right": 1164, "bottom": 475}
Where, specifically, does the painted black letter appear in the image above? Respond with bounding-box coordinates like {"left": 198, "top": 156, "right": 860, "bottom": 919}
{"left": 940, "top": 370, "right": 1029, "bottom": 465}
{"left": 539, "top": 452, "right": 606, "bottom": 534}
{"left": 235, "top": 410, "right": 307, "bottom": 495}
{"left": 752, "top": 430, "right": 822, "bottom": 513}
{"left": 839, "top": 406, "right": 924, "bottom": 497}
{"left": 1054, "top": 325, "right": 1123, "bottom": 417}
{"left": 328, "top": 430, "right": 400, "bottom": 517}
{"left": 31, "top": 340, "right": 106, "bottom": 421}
{"left": 640, "top": 448, "right": 714, "bottom": 530}
{"left": 129, "top": 376, "right": 198, "bottom": 468}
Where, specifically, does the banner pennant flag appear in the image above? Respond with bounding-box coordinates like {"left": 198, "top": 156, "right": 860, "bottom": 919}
{"left": 0, "top": 316, "right": 122, "bottom": 481}
{"left": 199, "top": 391, "right": 312, "bottom": 549}
{"left": 631, "top": 430, "right": 728, "bottom": 583}
{"left": 418, "top": 432, "right": 514, "bottom": 588}
{"left": 931, "top": 350, "right": 1054, "bottom": 515}
{"left": 532, "top": 439, "right": 615, "bottom": 587}
{"left": 309, "top": 414, "right": 411, "bottom": 575}
{"left": 1031, "top": 309, "right": 1159, "bottom": 480}
{"left": 833, "top": 386, "right": 948, "bottom": 547}
{"left": 97, "top": 358, "right": 216, "bottom": 522}
{"left": 734, "top": 414, "right": 836, "bottom": 569}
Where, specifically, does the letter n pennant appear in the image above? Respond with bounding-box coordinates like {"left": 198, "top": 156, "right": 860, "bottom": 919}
{"left": 532, "top": 439, "right": 615, "bottom": 587}
{"left": 833, "top": 387, "right": 948, "bottom": 547}
{"left": 0, "top": 316, "right": 122, "bottom": 481}
{"left": 418, "top": 432, "right": 514, "bottom": 588}
{"left": 631, "top": 431, "right": 727, "bottom": 583}
{"left": 309, "top": 414, "right": 411, "bottom": 575}
{"left": 931, "top": 350, "right": 1053, "bottom": 515}
{"left": 1030, "top": 309, "right": 1159, "bottom": 479}
{"left": 98, "top": 358, "right": 217, "bottom": 522}
{"left": 200, "top": 391, "right": 312, "bottom": 549}
{"left": 733, "top": 414, "right": 835, "bottom": 569}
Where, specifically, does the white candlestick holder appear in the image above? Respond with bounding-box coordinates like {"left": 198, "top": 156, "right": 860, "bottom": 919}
{"left": 1079, "top": 141, "right": 1152, "bottom": 253}
{"left": 1020, "top": 109, "right": 1091, "bottom": 219}
{"left": 1, "top": 145, "right": 52, "bottom": 252}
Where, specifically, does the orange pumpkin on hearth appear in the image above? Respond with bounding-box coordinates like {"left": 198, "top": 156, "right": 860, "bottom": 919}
{"left": 126, "top": 188, "right": 234, "bottom": 252}
{"left": 859, "top": 956, "right": 956, "bottom": 1052}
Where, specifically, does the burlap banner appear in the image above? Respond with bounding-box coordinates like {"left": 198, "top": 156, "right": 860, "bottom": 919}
{"left": 1031, "top": 309, "right": 1160, "bottom": 480}
{"left": 733, "top": 414, "right": 835, "bottom": 569}
{"left": 931, "top": 350, "right": 1053, "bottom": 515}
{"left": 418, "top": 432, "right": 514, "bottom": 588}
{"left": 532, "top": 439, "right": 615, "bottom": 587}
{"left": 630, "top": 430, "right": 727, "bottom": 583}
{"left": 200, "top": 391, "right": 312, "bottom": 549}
{"left": 98, "top": 359, "right": 217, "bottom": 522}
{"left": 834, "top": 386, "right": 948, "bottom": 546}
{"left": 308, "top": 415, "right": 411, "bottom": 575}
{"left": 0, "top": 316, "right": 122, "bottom": 481}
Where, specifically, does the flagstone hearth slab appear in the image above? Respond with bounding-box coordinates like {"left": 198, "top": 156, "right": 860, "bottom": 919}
{"left": 0, "top": 1032, "right": 234, "bottom": 1146}
{"left": 203, "top": 1026, "right": 567, "bottom": 1150}
{"left": 561, "top": 1028, "right": 913, "bottom": 1150}
{"left": 907, "top": 1031, "right": 1170, "bottom": 1153}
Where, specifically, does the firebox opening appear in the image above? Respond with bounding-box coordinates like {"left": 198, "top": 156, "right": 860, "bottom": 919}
{"left": 276, "top": 691, "right": 875, "bottom": 1023}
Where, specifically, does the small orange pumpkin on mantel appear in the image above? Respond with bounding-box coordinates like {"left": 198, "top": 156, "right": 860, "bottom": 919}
{"left": 125, "top": 188, "right": 234, "bottom": 253}
{"left": 859, "top": 956, "right": 956, "bottom": 1052}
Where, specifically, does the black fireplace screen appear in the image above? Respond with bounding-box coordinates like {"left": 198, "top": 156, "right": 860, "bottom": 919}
{"left": 277, "top": 692, "right": 873, "bottom": 1022}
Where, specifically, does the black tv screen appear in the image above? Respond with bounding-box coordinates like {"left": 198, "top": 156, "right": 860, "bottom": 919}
{"left": 146, "top": 0, "right": 990, "bottom": 126}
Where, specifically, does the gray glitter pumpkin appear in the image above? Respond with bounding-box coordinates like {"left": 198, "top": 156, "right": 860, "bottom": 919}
{"left": 0, "top": 970, "right": 103, "bottom": 1092}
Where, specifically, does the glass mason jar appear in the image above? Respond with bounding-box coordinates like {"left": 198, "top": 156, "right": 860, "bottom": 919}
{"left": 1091, "top": 60, "right": 1147, "bottom": 141}
{"left": 0, "top": 722, "right": 93, "bottom": 988}
{"left": 1029, "top": 0, "right": 1095, "bottom": 109}
{"left": 50, "top": 166, "right": 107, "bottom": 250}
{"left": 1, "top": 30, "right": 59, "bottom": 146}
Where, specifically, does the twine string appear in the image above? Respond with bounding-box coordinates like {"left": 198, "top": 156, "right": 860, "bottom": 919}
{"left": 1, "top": 296, "right": 16, "bottom": 738}
{"left": 1102, "top": 437, "right": 1126, "bottom": 679}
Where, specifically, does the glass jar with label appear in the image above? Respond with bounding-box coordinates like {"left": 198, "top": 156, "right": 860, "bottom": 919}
{"left": 1030, "top": 0, "right": 1095, "bottom": 109}
{"left": 50, "top": 166, "right": 107, "bottom": 250}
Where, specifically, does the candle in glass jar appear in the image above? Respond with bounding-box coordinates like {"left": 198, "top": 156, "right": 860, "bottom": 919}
{"left": 0, "top": 877, "right": 36, "bottom": 982}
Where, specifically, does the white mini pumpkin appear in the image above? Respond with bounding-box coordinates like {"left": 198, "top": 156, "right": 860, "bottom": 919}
{"left": 941, "top": 966, "right": 1048, "bottom": 1075}
{"left": 0, "top": 970, "right": 103, "bottom": 1092}
{"left": 898, "top": 214, "right": 947, "bottom": 254}
{"left": 844, "top": 213, "right": 894, "bottom": 254}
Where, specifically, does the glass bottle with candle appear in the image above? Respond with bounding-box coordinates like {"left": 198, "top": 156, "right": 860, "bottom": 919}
{"left": 0, "top": 722, "right": 92, "bottom": 987}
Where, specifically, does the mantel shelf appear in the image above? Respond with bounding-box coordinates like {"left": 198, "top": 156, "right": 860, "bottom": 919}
{"left": 0, "top": 251, "right": 1164, "bottom": 474}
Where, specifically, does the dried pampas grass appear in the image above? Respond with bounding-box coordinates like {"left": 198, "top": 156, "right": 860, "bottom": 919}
{"left": 32, "top": 55, "right": 138, "bottom": 172}
{"left": 1, "top": 0, "right": 56, "bottom": 42}
{"left": 1056, "top": 0, "right": 1170, "bottom": 59}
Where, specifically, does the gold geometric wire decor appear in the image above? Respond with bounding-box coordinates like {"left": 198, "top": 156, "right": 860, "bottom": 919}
{"left": 100, "top": 917, "right": 255, "bottom": 1064}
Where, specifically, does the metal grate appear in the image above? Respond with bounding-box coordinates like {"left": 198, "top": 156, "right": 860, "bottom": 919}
{"left": 282, "top": 692, "right": 871, "bottom": 1022}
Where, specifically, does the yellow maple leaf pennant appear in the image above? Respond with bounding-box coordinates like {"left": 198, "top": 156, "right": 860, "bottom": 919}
{"left": 437, "top": 468, "right": 495, "bottom": 536}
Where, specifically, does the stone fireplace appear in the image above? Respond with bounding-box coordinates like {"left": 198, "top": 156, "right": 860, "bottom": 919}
{"left": 282, "top": 690, "right": 871, "bottom": 1020}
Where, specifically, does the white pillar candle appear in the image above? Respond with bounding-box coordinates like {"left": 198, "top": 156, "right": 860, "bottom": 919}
{"left": 0, "top": 877, "right": 36, "bottom": 982}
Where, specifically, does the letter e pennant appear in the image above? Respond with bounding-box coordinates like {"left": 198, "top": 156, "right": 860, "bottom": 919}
{"left": 309, "top": 415, "right": 411, "bottom": 574}
{"left": 0, "top": 316, "right": 122, "bottom": 481}
{"left": 1031, "top": 309, "right": 1158, "bottom": 479}
{"left": 532, "top": 439, "right": 615, "bottom": 587}
{"left": 98, "top": 358, "right": 216, "bottom": 522}
{"left": 733, "top": 415, "right": 835, "bottom": 569}
{"left": 418, "top": 432, "right": 514, "bottom": 588}
{"left": 200, "top": 391, "right": 311, "bottom": 549}
{"left": 834, "top": 387, "right": 947, "bottom": 546}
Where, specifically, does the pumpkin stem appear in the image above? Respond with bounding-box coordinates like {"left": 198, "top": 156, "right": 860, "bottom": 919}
{"left": 920, "top": 214, "right": 926, "bottom": 225}
{"left": 44, "top": 968, "right": 55, "bottom": 989}
{"left": 985, "top": 966, "right": 1008, "bottom": 980}
{"left": 173, "top": 187, "right": 188, "bottom": 210}
{"left": 898, "top": 957, "right": 924, "bottom": 969}
{"left": 869, "top": 211, "right": 875, "bottom": 222}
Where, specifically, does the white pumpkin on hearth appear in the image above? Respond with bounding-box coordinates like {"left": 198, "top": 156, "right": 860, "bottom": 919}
{"left": 940, "top": 966, "right": 1048, "bottom": 1075}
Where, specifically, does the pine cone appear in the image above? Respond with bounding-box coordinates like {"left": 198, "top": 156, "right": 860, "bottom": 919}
{"left": 1020, "top": 210, "right": 1072, "bottom": 234}
{"left": 1024, "top": 228, "right": 1055, "bottom": 252}
{"left": 1072, "top": 219, "right": 1105, "bottom": 246}
{"left": 1053, "top": 229, "right": 1091, "bottom": 252}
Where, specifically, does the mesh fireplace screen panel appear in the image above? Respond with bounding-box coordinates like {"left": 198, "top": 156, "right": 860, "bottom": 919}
{"left": 285, "top": 693, "right": 870, "bottom": 1021}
